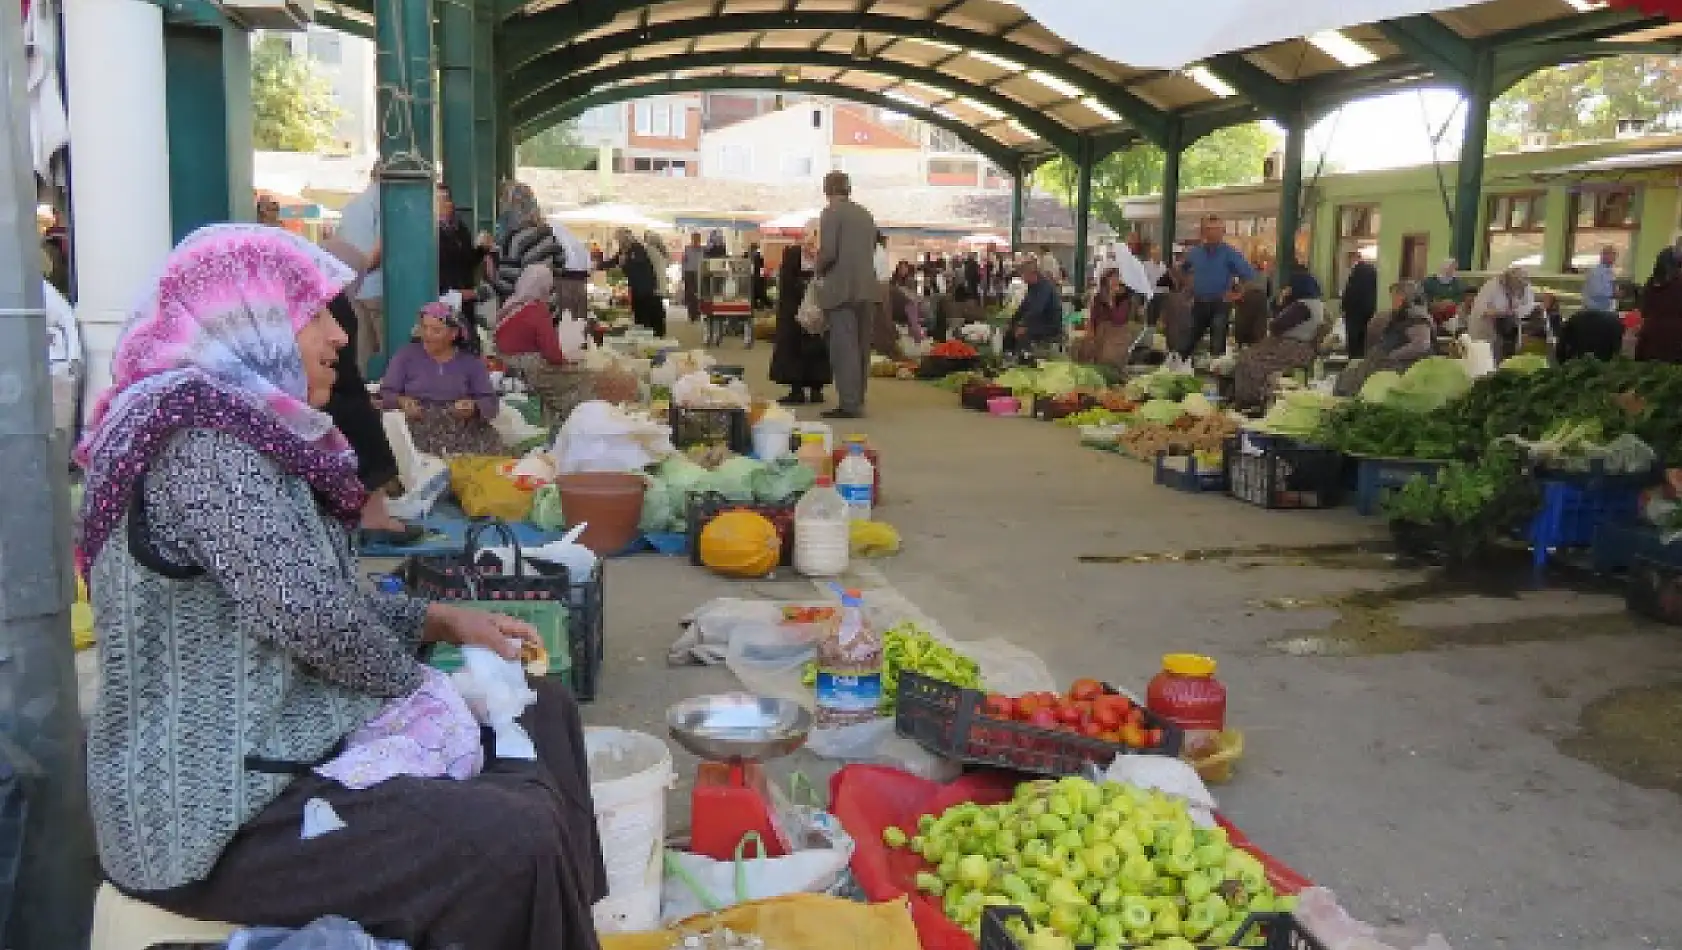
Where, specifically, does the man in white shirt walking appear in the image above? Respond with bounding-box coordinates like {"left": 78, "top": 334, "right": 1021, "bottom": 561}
{"left": 325, "top": 162, "right": 385, "bottom": 373}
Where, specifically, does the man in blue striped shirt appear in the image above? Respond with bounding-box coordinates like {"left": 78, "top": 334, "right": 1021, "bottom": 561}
{"left": 1178, "top": 215, "right": 1257, "bottom": 358}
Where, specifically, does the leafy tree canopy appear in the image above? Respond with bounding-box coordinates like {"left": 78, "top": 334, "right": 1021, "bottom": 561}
{"left": 1490, "top": 55, "right": 1682, "bottom": 152}
{"left": 518, "top": 122, "right": 595, "bottom": 170}
{"left": 251, "top": 35, "right": 343, "bottom": 153}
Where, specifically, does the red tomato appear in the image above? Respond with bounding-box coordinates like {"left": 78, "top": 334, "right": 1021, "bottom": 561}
{"left": 1079, "top": 722, "right": 1105, "bottom": 739}
{"left": 1015, "top": 696, "right": 1042, "bottom": 720}
{"left": 1092, "top": 705, "right": 1123, "bottom": 731}
{"left": 982, "top": 694, "right": 1015, "bottom": 720}
{"left": 1071, "top": 700, "right": 1095, "bottom": 722}
{"left": 1122, "top": 724, "right": 1147, "bottom": 749}
{"left": 1028, "top": 709, "right": 1059, "bottom": 730}
{"left": 1056, "top": 703, "right": 1085, "bottom": 726}
{"left": 1125, "top": 707, "right": 1146, "bottom": 728}
{"left": 1069, "top": 678, "right": 1104, "bottom": 702}
{"left": 1100, "top": 731, "right": 1125, "bottom": 744}
{"left": 1095, "top": 694, "right": 1131, "bottom": 716}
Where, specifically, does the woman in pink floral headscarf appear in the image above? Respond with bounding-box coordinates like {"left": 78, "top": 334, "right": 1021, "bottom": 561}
{"left": 80, "top": 224, "right": 605, "bottom": 950}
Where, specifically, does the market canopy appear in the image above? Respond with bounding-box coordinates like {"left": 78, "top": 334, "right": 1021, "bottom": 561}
{"left": 549, "top": 203, "right": 675, "bottom": 231}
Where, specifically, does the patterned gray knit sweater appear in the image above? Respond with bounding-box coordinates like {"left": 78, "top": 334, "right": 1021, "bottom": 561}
{"left": 87, "top": 429, "right": 430, "bottom": 892}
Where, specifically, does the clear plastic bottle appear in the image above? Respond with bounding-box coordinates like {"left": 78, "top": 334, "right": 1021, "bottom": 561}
{"left": 793, "top": 477, "right": 850, "bottom": 577}
{"left": 835, "top": 441, "right": 875, "bottom": 521}
{"left": 814, "top": 588, "right": 882, "bottom": 728}
{"left": 795, "top": 433, "right": 833, "bottom": 481}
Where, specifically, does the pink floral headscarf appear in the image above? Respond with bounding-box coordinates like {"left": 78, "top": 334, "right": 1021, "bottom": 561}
{"left": 76, "top": 224, "right": 366, "bottom": 570}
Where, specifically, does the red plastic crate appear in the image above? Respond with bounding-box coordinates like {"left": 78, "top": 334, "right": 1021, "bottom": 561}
{"left": 829, "top": 766, "right": 1311, "bottom": 950}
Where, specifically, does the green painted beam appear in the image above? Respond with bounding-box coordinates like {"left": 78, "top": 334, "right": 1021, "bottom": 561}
{"left": 517, "top": 75, "right": 1039, "bottom": 171}
{"left": 501, "top": 10, "right": 1170, "bottom": 144}
{"left": 376, "top": 0, "right": 439, "bottom": 370}
{"left": 1374, "top": 15, "right": 1476, "bottom": 88}
{"left": 1275, "top": 109, "right": 1306, "bottom": 280}
{"left": 508, "top": 49, "right": 1082, "bottom": 156}
{"left": 439, "top": 0, "right": 476, "bottom": 226}
{"left": 1072, "top": 137, "right": 1093, "bottom": 294}
{"left": 1204, "top": 53, "right": 1299, "bottom": 121}
{"left": 1482, "top": 7, "right": 1662, "bottom": 48}
{"left": 1010, "top": 168, "right": 1024, "bottom": 251}
{"left": 1452, "top": 49, "right": 1495, "bottom": 270}
{"left": 315, "top": 8, "right": 376, "bottom": 39}
{"left": 1494, "top": 40, "right": 1682, "bottom": 94}
{"left": 473, "top": 0, "right": 498, "bottom": 234}
{"left": 1160, "top": 120, "right": 1184, "bottom": 253}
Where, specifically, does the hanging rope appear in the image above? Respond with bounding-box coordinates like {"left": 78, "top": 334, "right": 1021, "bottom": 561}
{"left": 376, "top": 0, "right": 436, "bottom": 180}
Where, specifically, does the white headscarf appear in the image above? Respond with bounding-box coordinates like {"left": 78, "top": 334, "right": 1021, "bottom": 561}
{"left": 497, "top": 263, "right": 554, "bottom": 322}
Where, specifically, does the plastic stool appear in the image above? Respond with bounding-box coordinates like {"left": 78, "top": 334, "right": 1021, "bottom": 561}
{"left": 90, "top": 882, "right": 235, "bottom": 950}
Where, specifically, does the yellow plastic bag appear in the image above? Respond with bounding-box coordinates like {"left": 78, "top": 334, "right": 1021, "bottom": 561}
{"left": 850, "top": 520, "right": 901, "bottom": 558}
{"left": 72, "top": 576, "right": 95, "bottom": 651}
{"left": 601, "top": 894, "right": 922, "bottom": 950}
{"left": 1187, "top": 729, "right": 1245, "bottom": 784}
{"left": 448, "top": 456, "right": 533, "bottom": 522}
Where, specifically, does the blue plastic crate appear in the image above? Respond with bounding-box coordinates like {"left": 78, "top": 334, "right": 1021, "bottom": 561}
{"left": 1154, "top": 451, "right": 1227, "bottom": 493}
{"left": 1592, "top": 520, "right": 1682, "bottom": 574}
{"left": 1527, "top": 479, "right": 1643, "bottom": 571}
{"left": 644, "top": 531, "right": 690, "bottom": 556}
{"left": 1353, "top": 457, "right": 1450, "bottom": 516}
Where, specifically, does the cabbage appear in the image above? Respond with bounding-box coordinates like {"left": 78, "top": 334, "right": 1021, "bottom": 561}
{"left": 1035, "top": 361, "right": 1107, "bottom": 396}
{"left": 995, "top": 368, "right": 1039, "bottom": 391}
{"left": 698, "top": 456, "right": 762, "bottom": 502}
{"left": 1357, "top": 371, "right": 1402, "bottom": 404}
{"left": 1385, "top": 357, "right": 1471, "bottom": 413}
{"left": 1252, "top": 390, "right": 1343, "bottom": 438}
{"left": 1500, "top": 354, "right": 1549, "bottom": 375}
{"left": 638, "top": 474, "right": 676, "bottom": 532}
{"left": 658, "top": 454, "right": 709, "bottom": 495}
{"left": 1138, "top": 399, "right": 1183, "bottom": 425}
{"left": 751, "top": 457, "right": 815, "bottom": 503}
{"left": 1180, "top": 393, "right": 1214, "bottom": 418}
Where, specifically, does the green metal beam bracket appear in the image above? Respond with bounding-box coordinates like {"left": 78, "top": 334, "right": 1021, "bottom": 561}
{"left": 1160, "top": 118, "right": 1184, "bottom": 254}
{"left": 1451, "top": 48, "right": 1495, "bottom": 270}
{"left": 376, "top": 0, "right": 439, "bottom": 371}
{"left": 1010, "top": 166, "right": 1025, "bottom": 251}
{"left": 1374, "top": 15, "right": 1477, "bottom": 89}
{"left": 509, "top": 49, "right": 1081, "bottom": 156}
{"left": 516, "top": 76, "right": 1041, "bottom": 171}
{"left": 1204, "top": 53, "right": 1300, "bottom": 122}
{"left": 501, "top": 10, "right": 1170, "bottom": 145}
{"left": 1275, "top": 108, "right": 1306, "bottom": 281}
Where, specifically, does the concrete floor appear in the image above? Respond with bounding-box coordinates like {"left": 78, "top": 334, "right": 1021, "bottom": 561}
{"left": 579, "top": 330, "right": 1682, "bottom": 950}
{"left": 74, "top": 325, "right": 1682, "bottom": 948}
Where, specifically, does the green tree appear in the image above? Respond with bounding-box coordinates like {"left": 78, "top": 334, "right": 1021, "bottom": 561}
{"left": 518, "top": 122, "right": 594, "bottom": 170}
{"left": 250, "top": 35, "right": 343, "bottom": 152}
{"left": 1032, "top": 122, "right": 1278, "bottom": 231}
{"left": 1490, "top": 55, "right": 1682, "bottom": 152}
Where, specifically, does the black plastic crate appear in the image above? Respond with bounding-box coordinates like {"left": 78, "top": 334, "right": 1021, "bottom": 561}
{"left": 981, "top": 906, "right": 1325, "bottom": 950}
{"left": 685, "top": 491, "right": 800, "bottom": 568}
{"left": 1628, "top": 556, "right": 1682, "bottom": 626}
{"left": 1032, "top": 393, "right": 1097, "bottom": 422}
{"left": 1224, "top": 436, "right": 1344, "bottom": 510}
{"left": 894, "top": 671, "right": 1181, "bottom": 777}
{"left": 1155, "top": 450, "right": 1228, "bottom": 493}
{"left": 566, "top": 561, "right": 606, "bottom": 701}
{"left": 668, "top": 405, "right": 752, "bottom": 454}
{"left": 919, "top": 355, "right": 979, "bottom": 379}
{"left": 961, "top": 381, "right": 1012, "bottom": 411}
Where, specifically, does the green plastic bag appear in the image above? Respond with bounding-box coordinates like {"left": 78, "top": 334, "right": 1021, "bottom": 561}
{"left": 530, "top": 484, "right": 566, "bottom": 531}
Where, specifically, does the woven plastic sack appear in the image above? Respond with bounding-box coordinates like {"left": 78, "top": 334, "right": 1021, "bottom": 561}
{"left": 448, "top": 456, "right": 533, "bottom": 522}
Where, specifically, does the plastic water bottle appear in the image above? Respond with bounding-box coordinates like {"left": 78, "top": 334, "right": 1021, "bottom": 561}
{"left": 814, "top": 587, "right": 882, "bottom": 728}
{"left": 836, "top": 441, "right": 876, "bottom": 521}
{"left": 794, "top": 477, "right": 850, "bottom": 577}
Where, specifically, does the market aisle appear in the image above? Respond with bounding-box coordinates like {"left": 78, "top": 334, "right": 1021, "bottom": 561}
{"left": 592, "top": 330, "right": 1682, "bottom": 950}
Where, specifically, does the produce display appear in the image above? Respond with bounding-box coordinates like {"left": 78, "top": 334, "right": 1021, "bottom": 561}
{"left": 997, "top": 362, "right": 1111, "bottom": 397}
{"left": 1445, "top": 358, "right": 1682, "bottom": 465}
{"left": 885, "top": 776, "right": 1294, "bottom": 948}
{"left": 1382, "top": 443, "right": 1539, "bottom": 561}
{"left": 936, "top": 371, "right": 983, "bottom": 392}
{"left": 930, "top": 340, "right": 981, "bottom": 359}
{"left": 1315, "top": 401, "right": 1462, "bottom": 460}
{"left": 1497, "top": 421, "right": 1657, "bottom": 475}
{"left": 640, "top": 452, "right": 814, "bottom": 534}
{"left": 801, "top": 620, "right": 981, "bottom": 715}
{"left": 980, "top": 680, "right": 1165, "bottom": 749}
{"left": 1117, "top": 416, "right": 1239, "bottom": 460}
{"left": 1245, "top": 390, "right": 1343, "bottom": 440}
{"left": 1124, "top": 370, "right": 1204, "bottom": 403}
{"left": 1057, "top": 408, "right": 1132, "bottom": 429}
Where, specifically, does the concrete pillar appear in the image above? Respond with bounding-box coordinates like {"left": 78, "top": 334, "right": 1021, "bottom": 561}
{"left": 439, "top": 0, "right": 475, "bottom": 225}
{"left": 1452, "top": 50, "right": 1495, "bottom": 270}
{"left": 1275, "top": 110, "right": 1306, "bottom": 287}
{"left": 472, "top": 0, "right": 497, "bottom": 234}
{"left": 376, "top": 0, "right": 439, "bottom": 364}
{"left": 1160, "top": 120, "right": 1184, "bottom": 254}
{"left": 64, "top": 0, "right": 174, "bottom": 413}
{"left": 1009, "top": 170, "right": 1024, "bottom": 251}
{"left": 1073, "top": 139, "right": 1094, "bottom": 296}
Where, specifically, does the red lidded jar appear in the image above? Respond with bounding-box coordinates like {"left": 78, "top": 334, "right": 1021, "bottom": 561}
{"left": 1146, "top": 653, "right": 1227, "bottom": 758}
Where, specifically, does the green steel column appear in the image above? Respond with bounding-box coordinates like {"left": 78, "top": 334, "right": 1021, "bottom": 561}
{"left": 1275, "top": 109, "right": 1306, "bottom": 287}
{"left": 496, "top": 81, "right": 515, "bottom": 183}
{"left": 377, "top": 0, "right": 438, "bottom": 367}
{"left": 1452, "top": 50, "right": 1495, "bottom": 270}
{"left": 439, "top": 0, "right": 475, "bottom": 225}
{"left": 163, "top": 23, "right": 232, "bottom": 240}
{"left": 1160, "top": 120, "right": 1184, "bottom": 254}
{"left": 1009, "top": 169, "right": 1025, "bottom": 250}
{"left": 1072, "top": 139, "right": 1094, "bottom": 296}
{"left": 472, "top": 0, "right": 497, "bottom": 234}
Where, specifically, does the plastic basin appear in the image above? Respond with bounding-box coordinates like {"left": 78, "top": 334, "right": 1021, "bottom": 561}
{"left": 986, "top": 396, "right": 1020, "bottom": 416}
{"left": 556, "top": 473, "right": 647, "bottom": 556}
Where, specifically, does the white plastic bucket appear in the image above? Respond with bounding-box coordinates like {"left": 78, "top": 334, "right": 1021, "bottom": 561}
{"left": 753, "top": 420, "right": 795, "bottom": 461}
{"left": 585, "top": 727, "right": 674, "bottom": 933}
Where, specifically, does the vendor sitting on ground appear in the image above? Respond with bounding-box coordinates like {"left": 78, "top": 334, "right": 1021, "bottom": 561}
{"left": 1232, "top": 267, "right": 1325, "bottom": 409}
{"left": 78, "top": 224, "right": 606, "bottom": 950}
{"left": 380, "top": 299, "right": 503, "bottom": 456}
{"left": 932, "top": 283, "right": 984, "bottom": 342}
{"left": 1072, "top": 268, "right": 1134, "bottom": 369}
{"left": 493, "top": 263, "right": 596, "bottom": 425}
{"left": 1335, "top": 280, "right": 1436, "bottom": 396}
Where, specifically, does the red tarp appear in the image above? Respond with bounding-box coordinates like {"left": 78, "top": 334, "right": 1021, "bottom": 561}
{"left": 1603, "top": 0, "right": 1682, "bottom": 17}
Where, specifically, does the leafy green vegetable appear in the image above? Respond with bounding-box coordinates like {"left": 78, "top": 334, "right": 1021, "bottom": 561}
{"left": 1500, "top": 354, "right": 1550, "bottom": 375}
{"left": 1357, "top": 371, "right": 1402, "bottom": 405}
{"left": 1250, "top": 390, "right": 1343, "bottom": 439}
{"left": 1382, "top": 357, "right": 1472, "bottom": 414}
{"left": 1382, "top": 443, "right": 1539, "bottom": 562}
{"left": 1138, "top": 399, "right": 1183, "bottom": 425}
{"left": 1315, "top": 401, "right": 1468, "bottom": 460}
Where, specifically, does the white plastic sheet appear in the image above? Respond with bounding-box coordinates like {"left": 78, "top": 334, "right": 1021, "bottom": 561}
{"left": 1010, "top": 0, "right": 1480, "bottom": 71}
{"left": 552, "top": 400, "right": 675, "bottom": 473}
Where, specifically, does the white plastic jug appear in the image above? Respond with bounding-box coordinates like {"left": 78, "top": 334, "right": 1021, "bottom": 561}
{"left": 794, "top": 478, "right": 850, "bottom": 577}
{"left": 752, "top": 419, "right": 795, "bottom": 461}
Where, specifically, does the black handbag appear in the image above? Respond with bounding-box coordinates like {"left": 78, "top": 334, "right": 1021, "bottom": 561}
{"left": 399, "top": 519, "right": 571, "bottom": 602}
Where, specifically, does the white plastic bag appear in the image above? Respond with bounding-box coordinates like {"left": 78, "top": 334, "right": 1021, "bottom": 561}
{"left": 493, "top": 401, "right": 546, "bottom": 447}
{"left": 553, "top": 401, "right": 675, "bottom": 473}
{"left": 557, "top": 308, "right": 589, "bottom": 356}
{"left": 660, "top": 820, "right": 854, "bottom": 923}
{"left": 451, "top": 646, "right": 537, "bottom": 760}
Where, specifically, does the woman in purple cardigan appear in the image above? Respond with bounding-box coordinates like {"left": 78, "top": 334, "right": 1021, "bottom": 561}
{"left": 379, "top": 301, "right": 503, "bottom": 456}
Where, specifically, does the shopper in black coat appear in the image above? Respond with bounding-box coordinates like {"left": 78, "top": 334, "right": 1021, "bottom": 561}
{"left": 1341, "top": 255, "right": 1380, "bottom": 358}
{"left": 769, "top": 246, "right": 831, "bottom": 405}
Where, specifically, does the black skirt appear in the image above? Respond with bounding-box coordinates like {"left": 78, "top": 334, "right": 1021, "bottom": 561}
{"left": 325, "top": 294, "right": 399, "bottom": 492}
{"left": 769, "top": 274, "right": 831, "bottom": 387}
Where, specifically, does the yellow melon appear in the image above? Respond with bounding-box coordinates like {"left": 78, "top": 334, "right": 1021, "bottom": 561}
{"left": 698, "top": 511, "right": 781, "bottom": 578}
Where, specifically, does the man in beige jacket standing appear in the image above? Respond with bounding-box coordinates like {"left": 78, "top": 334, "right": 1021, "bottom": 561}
{"left": 814, "top": 171, "right": 879, "bottom": 418}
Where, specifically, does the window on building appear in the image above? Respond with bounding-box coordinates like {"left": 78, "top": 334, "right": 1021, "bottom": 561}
{"left": 1568, "top": 187, "right": 1640, "bottom": 275}
{"left": 1483, "top": 192, "right": 1547, "bottom": 274}
{"left": 1335, "top": 203, "right": 1381, "bottom": 291}
{"left": 720, "top": 145, "right": 753, "bottom": 175}
{"left": 576, "top": 105, "right": 623, "bottom": 132}
{"left": 634, "top": 104, "right": 653, "bottom": 137}
{"left": 812, "top": 109, "right": 823, "bottom": 129}
{"left": 633, "top": 102, "right": 686, "bottom": 139}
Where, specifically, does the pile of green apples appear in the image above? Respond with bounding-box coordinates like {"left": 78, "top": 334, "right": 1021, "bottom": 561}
{"left": 881, "top": 776, "right": 1295, "bottom": 950}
